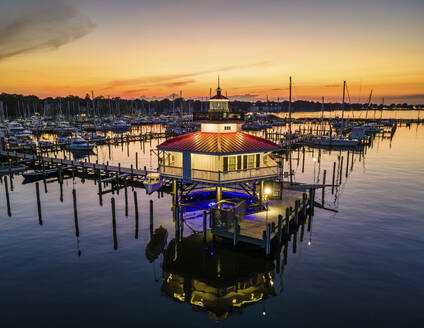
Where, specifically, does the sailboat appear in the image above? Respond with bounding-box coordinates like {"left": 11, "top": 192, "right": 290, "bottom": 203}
{"left": 311, "top": 82, "right": 360, "bottom": 147}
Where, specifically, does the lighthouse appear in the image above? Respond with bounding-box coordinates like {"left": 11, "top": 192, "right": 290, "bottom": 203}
{"left": 157, "top": 80, "right": 280, "bottom": 204}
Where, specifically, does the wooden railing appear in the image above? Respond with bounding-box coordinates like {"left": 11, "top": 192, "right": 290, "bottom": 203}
{"left": 160, "top": 165, "right": 183, "bottom": 177}
{"left": 192, "top": 166, "right": 279, "bottom": 183}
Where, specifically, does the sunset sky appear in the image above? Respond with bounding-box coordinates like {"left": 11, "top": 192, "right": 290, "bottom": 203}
{"left": 0, "top": 0, "right": 423, "bottom": 103}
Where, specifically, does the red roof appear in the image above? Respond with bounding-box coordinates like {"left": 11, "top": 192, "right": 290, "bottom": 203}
{"left": 158, "top": 131, "right": 280, "bottom": 154}
{"left": 210, "top": 94, "right": 228, "bottom": 100}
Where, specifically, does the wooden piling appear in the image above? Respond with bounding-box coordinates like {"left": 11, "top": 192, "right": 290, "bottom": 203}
{"left": 346, "top": 152, "right": 350, "bottom": 177}
{"left": 149, "top": 199, "right": 153, "bottom": 229}
{"left": 134, "top": 191, "right": 139, "bottom": 239}
{"left": 73, "top": 189, "right": 79, "bottom": 237}
{"left": 35, "top": 182, "right": 41, "bottom": 224}
{"left": 124, "top": 179, "right": 128, "bottom": 217}
{"left": 332, "top": 161, "right": 336, "bottom": 194}
{"left": 135, "top": 152, "right": 138, "bottom": 169}
{"left": 111, "top": 198, "right": 118, "bottom": 250}
{"left": 322, "top": 169, "right": 327, "bottom": 205}
{"left": 4, "top": 176, "right": 11, "bottom": 217}
{"left": 265, "top": 224, "right": 271, "bottom": 255}
{"left": 339, "top": 156, "right": 344, "bottom": 184}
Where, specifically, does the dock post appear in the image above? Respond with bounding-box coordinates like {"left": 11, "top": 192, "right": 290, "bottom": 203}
{"left": 73, "top": 189, "right": 79, "bottom": 237}
{"left": 322, "top": 169, "right": 327, "bottom": 206}
{"left": 149, "top": 199, "right": 153, "bottom": 230}
{"left": 35, "top": 182, "right": 42, "bottom": 224}
{"left": 278, "top": 214, "right": 283, "bottom": 243}
{"left": 203, "top": 211, "right": 207, "bottom": 242}
{"left": 134, "top": 191, "right": 139, "bottom": 239}
{"left": 331, "top": 161, "right": 336, "bottom": 194}
{"left": 124, "top": 179, "right": 128, "bottom": 217}
{"left": 311, "top": 188, "right": 315, "bottom": 216}
{"left": 351, "top": 151, "right": 354, "bottom": 171}
{"left": 346, "top": 152, "right": 350, "bottom": 177}
{"left": 111, "top": 198, "right": 118, "bottom": 250}
{"left": 118, "top": 163, "right": 121, "bottom": 174}
{"left": 233, "top": 216, "right": 238, "bottom": 247}
{"left": 135, "top": 152, "right": 138, "bottom": 170}
{"left": 72, "top": 188, "right": 78, "bottom": 235}
{"left": 4, "top": 176, "right": 11, "bottom": 217}
{"left": 265, "top": 224, "right": 271, "bottom": 255}
{"left": 339, "top": 156, "right": 344, "bottom": 184}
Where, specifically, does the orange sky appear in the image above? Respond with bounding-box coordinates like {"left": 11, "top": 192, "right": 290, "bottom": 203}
{"left": 0, "top": 0, "right": 423, "bottom": 103}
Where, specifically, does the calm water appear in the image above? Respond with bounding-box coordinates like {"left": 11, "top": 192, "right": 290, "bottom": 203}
{"left": 1, "top": 122, "right": 424, "bottom": 327}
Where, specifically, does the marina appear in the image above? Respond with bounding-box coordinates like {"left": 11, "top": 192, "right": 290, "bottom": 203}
{"left": 1, "top": 0, "right": 424, "bottom": 325}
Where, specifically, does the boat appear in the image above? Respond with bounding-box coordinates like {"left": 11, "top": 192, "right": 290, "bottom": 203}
{"left": 83, "top": 134, "right": 106, "bottom": 143}
{"left": 144, "top": 172, "right": 163, "bottom": 194}
{"left": 0, "top": 164, "right": 28, "bottom": 175}
{"left": 67, "top": 137, "right": 96, "bottom": 151}
{"left": 109, "top": 120, "right": 130, "bottom": 131}
{"left": 348, "top": 127, "right": 367, "bottom": 140}
{"left": 312, "top": 135, "right": 359, "bottom": 147}
{"left": 362, "top": 124, "right": 381, "bottom": 134}
{"left": 7, "top": 122, "right": 32, "bottom": 136}
{"left": 22, "top": 168, "right": 59, "bottom": 181}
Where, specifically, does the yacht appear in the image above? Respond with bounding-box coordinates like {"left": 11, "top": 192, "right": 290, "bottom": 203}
{"left": 144, "top": 172, "right": 163, "bottom": 194}
{"left": 348, "top": 127, "right": 367, "bottom": 140}
{"left": 312, "top": 136, "right": 359, "bottom": 147}
{"left": 110, "top": 120, "right": 130, "bottom": 131}
{"left": 8, "top": 122, "right": 32, "bottom": 136}
{"left": 67, "top": 137, "right": 96, "bottom": 151}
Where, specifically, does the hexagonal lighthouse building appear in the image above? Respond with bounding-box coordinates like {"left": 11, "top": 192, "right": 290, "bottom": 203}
{"left": 157, "top": 82, "right": 280, "bottom": 205}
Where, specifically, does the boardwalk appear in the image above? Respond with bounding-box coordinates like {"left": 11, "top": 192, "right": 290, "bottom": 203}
{"left": 0, "top": 150, "right": 155, "bottom": 178}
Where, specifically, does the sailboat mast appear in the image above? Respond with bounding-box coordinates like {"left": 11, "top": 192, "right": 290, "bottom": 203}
{"left": 341, "top": 81, "right": 346, "bottom": 135}
{"left": 288, "top": 76, "right": 293, "bottom": 185}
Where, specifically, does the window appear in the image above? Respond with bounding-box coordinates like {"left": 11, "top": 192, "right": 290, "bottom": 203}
{"left": 223, "top": 156, "right": 237, "bottom": 171}
{"left": 243, "top": 155, "right": 248, "bottom": 169}
{"left": 237, "top": 155, "right": 242, "bottom": 170}
{"left": 224, "top": 126, "right": 231, "bottom": 131}
{"left": 247, "top": 154, "right": 255, "bottom": 169}
{"left": 256, "top": 154, "right": 260, "bottom": 168}
{"left": 263, "top": 154, "right": 268, "bottom": 166}
{"left": 228, "top": 156, "right": 236, "bottom": 171}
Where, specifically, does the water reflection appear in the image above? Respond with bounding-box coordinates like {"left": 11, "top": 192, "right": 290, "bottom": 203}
{"left": 160, "top": 232, "right": 295, "bottom": 321}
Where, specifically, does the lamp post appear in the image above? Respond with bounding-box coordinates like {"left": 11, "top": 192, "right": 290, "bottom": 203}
{"left": 265, "top": 187, "right": 271, "bottom": 225}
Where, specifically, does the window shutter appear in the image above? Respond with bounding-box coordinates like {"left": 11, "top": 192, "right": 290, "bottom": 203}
{"left": 256, "top": 154, "right": 260, "bottom": 168}
{"left": 243, "top": 155, "right": 247, "bottom": 169}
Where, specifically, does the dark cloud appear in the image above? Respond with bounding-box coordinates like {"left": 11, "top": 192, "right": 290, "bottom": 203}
{"left": 0, "top": 1, "right": 96, "bottom": 61}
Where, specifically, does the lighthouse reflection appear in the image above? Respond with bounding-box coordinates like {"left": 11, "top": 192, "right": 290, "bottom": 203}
{"left": 160, "top": 233, "right": 278, "bottom": 321}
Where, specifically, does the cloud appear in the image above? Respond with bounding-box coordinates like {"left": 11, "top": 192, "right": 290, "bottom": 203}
{"left": 388, "top": 94, "right": 424, "bottom": 100}
{"left": 0, "top": 1, "right": 96, "bottom": 61}
{"left": 102, "top": 61, "right": 271, "bottom": 90}
{"left": 324, "top": 84, "right": 339, "bottom": 88}
{"left": 163, "top": 79, "right": 196, "bottom": 88}
{"left": 120, "top": 88, "right": 149, "bottom": 96}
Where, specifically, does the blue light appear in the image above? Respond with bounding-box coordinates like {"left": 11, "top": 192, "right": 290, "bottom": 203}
{"left": 210, "top": 252, "right": 214, "bottom": 256}
{"left": 208, "top": 201, "right": 217, "bottom": 207}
